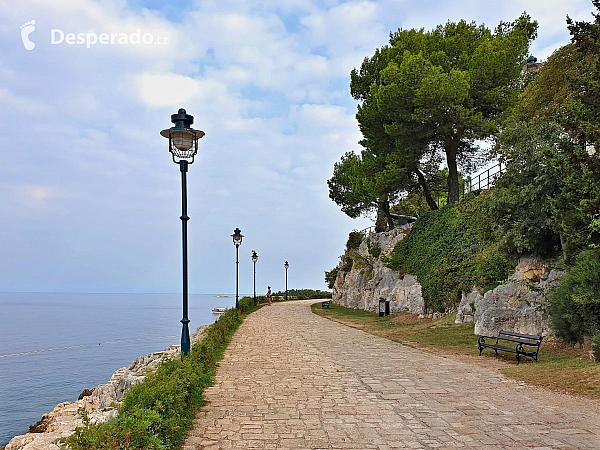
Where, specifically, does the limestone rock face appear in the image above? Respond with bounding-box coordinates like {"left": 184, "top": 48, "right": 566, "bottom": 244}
{"left": 331, "top": 227, "right": 562, "bottom": 340}
{"left": 455, "top": 257, "right": 563, "bottom": 337}
{"left": 4, "top": 325, "right": 208, "bottom": 450}
{"left": 333, "top": 225, "right": 424, "bottom": 315}
{"left": 455, "top": 288, "right": 480, "bottom": 324}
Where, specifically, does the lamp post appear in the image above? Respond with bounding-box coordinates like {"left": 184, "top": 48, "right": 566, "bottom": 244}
{"left": 231, "top": 228, "right": 243, "bottom": 309}
{"left": 251, "top": 250, "right": 258, "bottom": 305}
{"left": 284, "top": 260, "right": 289, "bottom": 301}
{"left": 160, "top": 108, "right": 205, "bottom": 357}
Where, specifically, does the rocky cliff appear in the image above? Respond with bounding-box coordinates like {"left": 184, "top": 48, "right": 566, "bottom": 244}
{"left": 455, "top": 257, "right": 560, "bottom": 336}
{"left": 333, "top": 224, "right": 425, "bottom": 315}
{"left": 3, "top": 326, "right": 207, "bottom": 450}
{"left": 333, "top": 227, "right": 558, "bottom": 337}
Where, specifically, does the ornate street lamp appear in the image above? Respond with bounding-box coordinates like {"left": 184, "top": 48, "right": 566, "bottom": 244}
{"left": 160, "top": 108, "right": 205, "bottom": 357}
{"left": 251, "top": 250, "right": 258, "bottom": 305}
{"left": 284, "top": 261, "right": 289, "bottom": 301}
{"left": 231, "top": 228, "right": 243, "bottom": 309}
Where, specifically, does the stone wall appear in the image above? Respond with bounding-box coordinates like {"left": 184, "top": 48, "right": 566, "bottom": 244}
{"left": 333, "top": 224, "right": 425, "bottom": 315}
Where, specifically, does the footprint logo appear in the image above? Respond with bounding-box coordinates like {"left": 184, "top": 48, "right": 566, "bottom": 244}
{"left": 20, "top": 20, "right": 36, "bottom": 50}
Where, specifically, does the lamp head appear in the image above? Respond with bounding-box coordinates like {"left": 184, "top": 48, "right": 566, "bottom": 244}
{"left": 160, "top": 108, "right": 205, "bottom": 164}
{"left": 231, "top": 227, "right": 243, "bottom": 246}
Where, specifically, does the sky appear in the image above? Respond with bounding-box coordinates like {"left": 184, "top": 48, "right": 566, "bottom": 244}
{"left": 0, "top": 0, "right": 596, "bottom": 295}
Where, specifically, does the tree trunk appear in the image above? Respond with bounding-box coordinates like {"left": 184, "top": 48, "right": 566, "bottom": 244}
{"left": 379, "top": 201, "right": 395, "bottom": 230}
{"left": 415, "top": 169, "right": 439, "bottom": 210}
{"left": 446, "top": 143, "right": 460, "bottom": 205}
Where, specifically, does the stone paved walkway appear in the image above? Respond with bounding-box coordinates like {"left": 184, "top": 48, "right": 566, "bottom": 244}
{"left": 184, "top": 300, "right": 600, "bottom": 449}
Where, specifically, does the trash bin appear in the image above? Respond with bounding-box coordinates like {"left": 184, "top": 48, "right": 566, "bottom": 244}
{"left": 379, "top": 297, "right": 386, "bottom": 317}
{"left": 385, "top": 300, "right": 390, "bottom": 316}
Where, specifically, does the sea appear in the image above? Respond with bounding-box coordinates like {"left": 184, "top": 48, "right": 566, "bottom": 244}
{"left": 0, "top": 292, "right": 240, "bottom": 447}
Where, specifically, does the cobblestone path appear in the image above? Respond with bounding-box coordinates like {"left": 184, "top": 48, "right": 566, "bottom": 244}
{"left": 184, "top": 300, "right": 600, "bottom": 449}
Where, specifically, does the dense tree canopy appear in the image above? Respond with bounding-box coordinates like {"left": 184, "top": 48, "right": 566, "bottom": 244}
{"left": 351, "top": 15, "right": 538, "bottom": 204}
{"left": 327, "top": 150, "right": 410, "bottom": 229}
{"left": 493, "top": 20, "right": 600, "bottom": 259}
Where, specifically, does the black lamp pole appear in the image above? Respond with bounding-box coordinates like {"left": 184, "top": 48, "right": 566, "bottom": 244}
{"left": 251, "top": 250, "right": 258, "bottom": 305}
{"left": 231, "top": 228, "right": 243, "bottom": 309}
{"left": 179, "top": 160, "right": 190, "bottom": 353}
{"left": 161, "top": 109, "right": 205, "bottom": 356}
{"left": 284, "top": 261, "right": 289, "bottom": 301}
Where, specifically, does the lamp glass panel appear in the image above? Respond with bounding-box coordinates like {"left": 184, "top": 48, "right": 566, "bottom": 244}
{"left": 171, "top": 130, "right": 195, "bottom": 151}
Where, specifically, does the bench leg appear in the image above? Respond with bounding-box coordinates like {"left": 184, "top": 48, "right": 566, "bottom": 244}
{"left": 516, "top": 353, "right": 521, "bottom": 365}
{"left": 478, "top": 346, "right": 483, "bottom": 356}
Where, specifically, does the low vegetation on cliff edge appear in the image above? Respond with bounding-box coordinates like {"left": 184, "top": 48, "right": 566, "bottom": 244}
{"left": 59, "top": 298, "right": 260, "bottom": 450}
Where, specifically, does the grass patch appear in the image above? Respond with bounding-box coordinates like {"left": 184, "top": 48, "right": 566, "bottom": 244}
{"left": 312, "top": 302, "right": 600, "bottom": 399}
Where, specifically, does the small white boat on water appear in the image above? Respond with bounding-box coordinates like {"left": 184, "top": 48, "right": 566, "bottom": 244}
{"left": 212, "top": 307, "right": 228, "bottom": 314}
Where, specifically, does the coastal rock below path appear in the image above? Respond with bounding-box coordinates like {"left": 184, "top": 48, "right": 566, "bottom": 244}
{"left": 4, "top": 325, "right": 208, "bottom": 450}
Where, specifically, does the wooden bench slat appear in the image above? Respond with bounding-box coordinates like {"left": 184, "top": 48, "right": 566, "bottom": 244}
{"left": 499, "top": 330, "right": 543, "bottom": 341}
{"left": 482, "top": 344, "right": 518, "bottom": 353}
{"left": 494, "top": 336, "right": 541, "bottom": 346}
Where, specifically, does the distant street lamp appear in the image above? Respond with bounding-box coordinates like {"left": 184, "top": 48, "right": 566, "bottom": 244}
{"left": 251, "top": 250, "right": 258, "bottom": 305}
{"left": 284, "top": 261, "right": 289, "bottom": 301}
{"left": 160, "top": 108, "right": 205, "bottom": 356}
{"left": 231, "top": 228, "right": 244, "bottom": 309}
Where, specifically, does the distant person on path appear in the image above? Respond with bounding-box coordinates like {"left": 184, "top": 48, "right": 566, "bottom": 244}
{"left": 266, "top": 286, "right": 272, "bottom": 306}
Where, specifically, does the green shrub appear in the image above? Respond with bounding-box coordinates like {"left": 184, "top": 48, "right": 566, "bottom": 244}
{"left": 272, "top": 289, "right": 332, "bottom": 299}
{"left": 340, "top": 255, "right": 353, "bottom": 272}
{"left": 239, "top": 295, "right": 267, "bottom": 309}
{"left": 384, "top": 196, "right": 515, "bottom": 312}
{"left": 549, "top": 249, "right": 600, "bottom": 343}
{"left": 60, "top": 309, "right": 243, "bottom": 449}
{"left": 325, "top": 267, "right": 339, "bottom": 289}
{"left": 346, "top": 231, "right": 364, "bottom": 251}
{"left": 239, "top": 296, "right": 253, "bottom": 312}
{"left": 366, "top": 238, "right": 382, "bottom": 258}
{"left": 592, "top": 334, "right": 600, "bottom": 362}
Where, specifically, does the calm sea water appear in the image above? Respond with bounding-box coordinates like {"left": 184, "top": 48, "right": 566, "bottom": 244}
{"left": 0, "top": 292, "right": 240, "bottom": 446}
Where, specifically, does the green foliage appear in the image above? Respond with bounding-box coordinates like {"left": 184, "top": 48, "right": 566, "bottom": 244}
{"left": 327, "top": 151, "right": 411, "bottom": 228}
{"left": 352, "top": 15, "right": 537, "bottom": 204}
{"left": 492, "top": 41, "right": 600, "bottom": 259}
{"left": 592, "top": 333, "right": 600, "bottom": 362}
{"left": 60, "top": 309, "right": 243, "bottom": 449}
{"left": 272, "top": 289, "right": 332, "bottom": 300}
{"left": 384, "top": 196, "right": 515, "bottom": 312}
{"left": 346, "top": 231, "right": 364, "bottom": 252}
{"left": 340, "top": 255, "right": 353, "bottom": 273}
{"left": 366, "top": 238, "right": 382, "bottom": 258}
{"left": 566, "top": 1, "right": 600, "bottom": 149}
{"left": 239, "top": 295, "right": 258, "bottom": 311}
{"left": 324, "top": 267, "right": 339, "bottom": 289}
{"left": 549, "top": 249, "right": 600, "bottom": 343}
